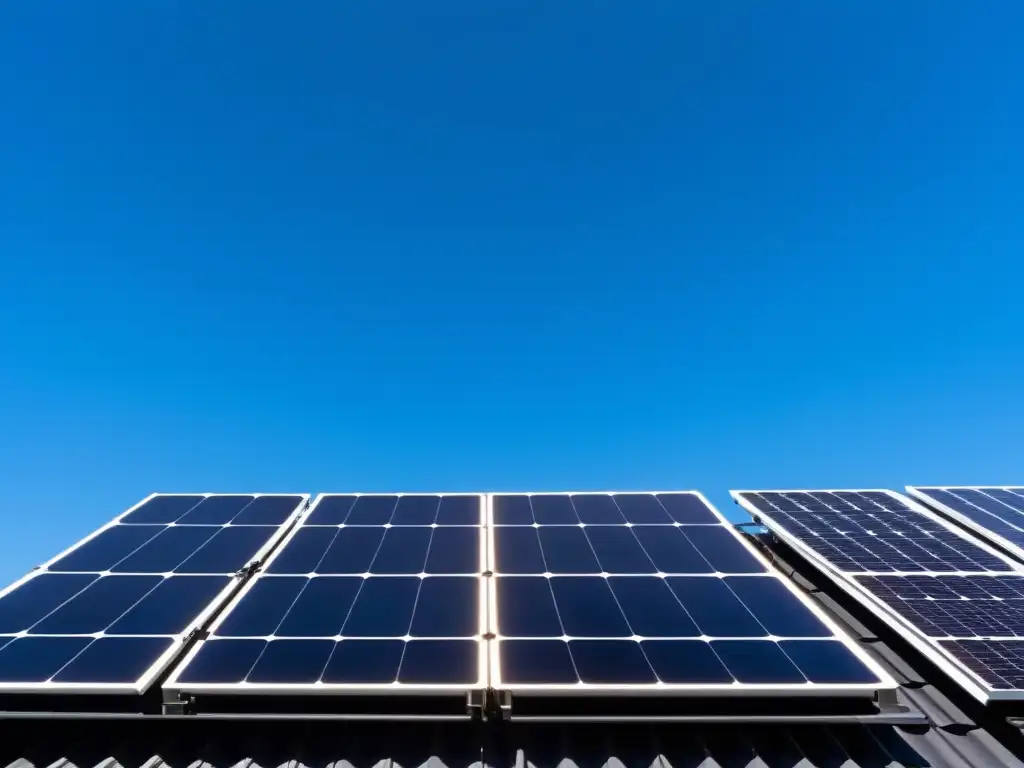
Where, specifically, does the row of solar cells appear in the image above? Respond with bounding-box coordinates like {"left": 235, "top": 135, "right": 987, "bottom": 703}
{"left": 1, "top": 488, "right": 1023, "bottom": 710}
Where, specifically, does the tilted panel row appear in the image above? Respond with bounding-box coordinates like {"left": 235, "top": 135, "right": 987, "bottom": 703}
{"left": 0, "top": 494, "right": 307, "bottom": 694}
{"left": 733, "top": 489, "right": 1024, "bottom": 702}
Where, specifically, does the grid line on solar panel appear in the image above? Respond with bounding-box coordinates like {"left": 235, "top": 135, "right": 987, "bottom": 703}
{"left": 163, "top": 493, "right": 487, "bottom": 692}
{"left": 734, "top": 489, "right": 1015, "bottom": 575}
{"left": 907, "top": 487, "right": 1024, "bottom": 567}
{"left": 0, "top": 493, "right": 308, "bottom": 693}
{"left": 485, "top": 492, "right": 891, "bottom": 691}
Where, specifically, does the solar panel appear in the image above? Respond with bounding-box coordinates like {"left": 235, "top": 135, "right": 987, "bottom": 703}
{"left": 0, "top": 494, "right": 307, "bottom": 694}
{"left": 907, "top": 487, "right": 1024, "bottom": 566}
{"left": 488, "top": 492, "right": 892, "bottom": 695}
{"left": 164, "top": 494, "right": 487, "bottom": 696}
{"left": 732, "top": 489, "right": 1024, "bottom": 701}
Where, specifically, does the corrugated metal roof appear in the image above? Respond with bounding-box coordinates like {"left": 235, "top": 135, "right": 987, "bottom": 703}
{"left": 4, "top": 533, "right": 1024, "bottom": 768}
{"left": 0, "top": 718, "right": 1016, "bottom": 768}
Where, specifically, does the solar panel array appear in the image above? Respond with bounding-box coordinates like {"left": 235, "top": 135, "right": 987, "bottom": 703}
{"left": 0, "top": 494, "right": 306, "bottom": 692}
{"left": 733, "top": 489, "right": 1024, "bottom": 700}
{"left": 0, "top": 490, "right": 896, "bottom": 707}
{"left": 907, "top": 487, "right": 1024, "bottom": 563}
{"left": 488, "top": 492, "right": 886, "bottom": 691}
{"left": 165, "top": 494, "right": 486, "bottom": 692}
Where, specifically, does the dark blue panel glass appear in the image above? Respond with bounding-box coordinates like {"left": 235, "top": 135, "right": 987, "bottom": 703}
{"left": 725, "top": 577, "right": 831, "bottom": 637}
{"left": 409, "top": 577, "right": 477, "bottom": 637}
{"left": 316, "top": 527, "right": 386, "bottom": 574}
{"left": 176, "top": 526, "right": 276, "bottom": 574}
{"left": 681, "top": 527, "right": 766, "bottom": 573}
{"left": 341, "top": 577, "right": 419, "bottom": 637}
{"left": 321, "top": 639, "right": 404, "bottom": 682}
{"left": 267, "top": 528, "right": 337, "bottom": 574}
{"left": 538, "top": 527, "right": 600, "bottom": 573}
{"left": 177, "top": 496, "right": 255, "bottom": 525}
{"left": 657, "top": 494, "right": 718, "bottom": 524}
{"left": 246, "top": 639, "right": 335, "bottom": 683}
{"left": 665, "top": 578, "right": 767, "bottom": 637}
{"left": 497, "top": 577, "right": 563, "bottom": 637}
{"left": 531, "top": 495, "right": 579, "bottom": 524}
{"left": 109, "top": 527, "right": 219, "bottom": 573}
{"left": 48, "top": 526, "right": 165, "bottom": 572}
{"left": 30, "top": 575, "right": 162, "bottom": 634}
{"left": 120, "top": 495, "right": 204, "bottom": 524}
{"left": 613, "top": 494, "right": 672, "bottom": 523}
{"left": 569, "top": 640, "right": 656, "bottom": 683}
{"left": 0, "top": 574, "right": 98, "bottom": 633}
{"left": 641, "top": 640, "right": 734, "bottom": 683}
{"left": 306, "top": 496, "right": 358, "bottom": 525}
{"left": 435, "top": 495, "right": 480, "bottom": 525}
{"left": 495, "top": 527, "right": 546, "bottom": 574}
{"left": 550, "top": 578, "right": 630, "bottom": 637}
{"left": 398, "top": 640, "right": 478, "bottom": 683}
{"left": 0, "top": 636, "right": 92, "bottom": 682}
{"left": 390, "top": 495, "right": 440, "bottom": 525}
{"left": 232, "top": 495, "right": 303, "bottom": 525}
{"left": 370, "top": 527, "right": 432, "bottom": 574}
{"left": 425, "top": 526, "right": 479, "bottom": 574}
{"left": 276, "top": 577, "right": 362, "bottom": 637}
{"left": 493, "top": 495, "right": 534, "bottom": 525}
{"left": 175, "top": 639, "right": 265, "bottom": 683}
{"left": 53, "top": 637, "right": 173, "bottom": 683}
{"left": 499, "top": 640, "right": 578, "bottom": 683}
{"left": 711, "top": 640, "right": 807, "bottom": 683}
{"left": 217, "top": 577, "right": 307, "bottom": 636}
{"left": 631, "top": 527, "right": 714, "bottom": 574}
{"left": 608, "top": 578, "right": 699, "bottom": 637}
{"left": 571, "top": 495, "right": 626, "bottom": 524}
{"left": 346, "top": 496, "right": 398, "bottom": 525}
{"left": 780, "top": 640, "right": 880, "bottom": 683}
{"left": 108, "top": 575, "right": 231, "bottom": 635}
{"left": 585, "top": 526, "right": 656, "bottom": 573}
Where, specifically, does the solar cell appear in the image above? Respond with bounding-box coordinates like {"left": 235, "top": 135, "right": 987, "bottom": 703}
{"left": 164, "top": 494, "right": 487, "bottom": 695}
{"left": 0, "top": 494, "right": 306, "bottom": 693}
{"left": 488, "top": 492, "right": 890, "bottom": 694}
{"left": 907, "top": 487, "right": 1024, "bottom": 567}
{"left": 733, "top": 488, "right": 1024, "bottom": 702}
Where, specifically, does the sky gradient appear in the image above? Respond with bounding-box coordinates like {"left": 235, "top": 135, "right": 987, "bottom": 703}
{"left": 1, "top": 2, "right": 1023, "bottom": 586}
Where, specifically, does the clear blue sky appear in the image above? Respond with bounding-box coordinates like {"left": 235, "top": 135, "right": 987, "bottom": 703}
{"left": 1, "top": 3, "right": 1022, "bottom": 588}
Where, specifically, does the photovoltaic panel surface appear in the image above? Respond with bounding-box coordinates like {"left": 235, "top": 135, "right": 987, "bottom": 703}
{"left": 164, "top": 494, "right": 486, "bottom": 695}
{"left": 907, "top": 487, "right": 1024, "bottom": 566}
{"left": 488, "top": 492, "right": 891, "bottom": 694}
{"left": 733, "top": 489, "right": 1024, "bottom": 701}
{"left": 0, "top": 494, "right": 306, "bottom": 694}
